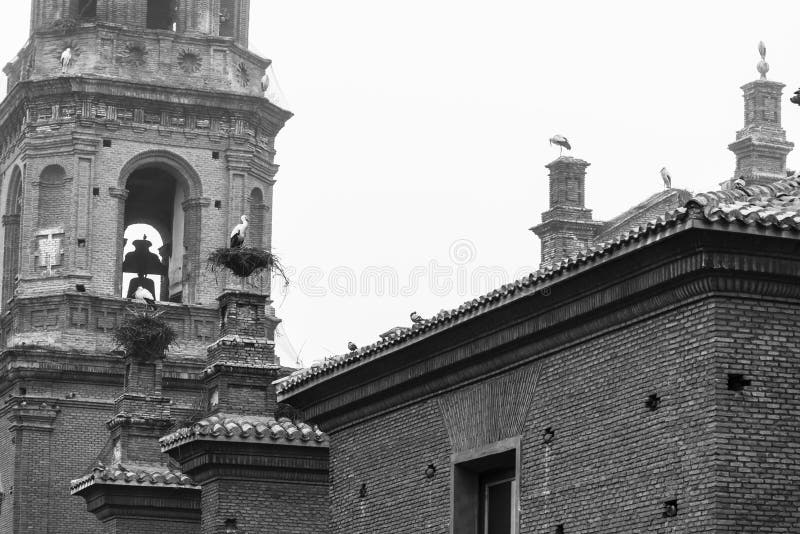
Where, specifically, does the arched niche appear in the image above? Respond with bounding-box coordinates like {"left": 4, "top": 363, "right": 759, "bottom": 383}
{"left": 2, "top": 166, "right": 23, "bottom": 306}
{"left": 247, "top": 187, "right": 266, "bottom": 248}
{"left": 37, "top": 164, "right": 67, "bottom": 229}
{"left": 118, "top": 151, "right": 204, "bottom": 304}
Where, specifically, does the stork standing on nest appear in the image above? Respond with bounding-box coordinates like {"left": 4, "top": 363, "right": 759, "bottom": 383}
{"left": 133, "top": 285, "right": 157, "bottom": 311}
{"left": 549, "top": 134, "right": 571, "bottom": 156}
{"left": 230, "top": 215, "right": 249, "bottom": 248}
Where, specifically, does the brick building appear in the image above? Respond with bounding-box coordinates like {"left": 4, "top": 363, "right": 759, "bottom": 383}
{"left": 0, "top": 1, "right": 329, "bottom": 533}
{"left": 278, "top": 50, "right": 800, "bottom": 532}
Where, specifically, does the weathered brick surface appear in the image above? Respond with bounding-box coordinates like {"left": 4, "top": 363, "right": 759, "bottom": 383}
{"left": 201, "top": 479, "right": 330, "bottom": 534}
{"left": 326, "top": 293, "right": 800, "bottom": 532}
{"left": 712, "top": 297, "right": 800, "bottom": 530}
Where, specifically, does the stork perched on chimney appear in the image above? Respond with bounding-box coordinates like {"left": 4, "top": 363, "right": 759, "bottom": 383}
{"left": 549, "top": 134, "right": 571, "bottom": 156}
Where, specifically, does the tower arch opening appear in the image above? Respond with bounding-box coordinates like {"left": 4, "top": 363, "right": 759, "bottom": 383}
{"left": 147, "top": 0, "right": 177, "bottom": 30}
{"left": 248, "top": 187, "right": 265, "bottom": 248}
{"left": 2, "top": 166, "right": 23, "bottom": 307}
{"left": 123, "top": 166, "right": 185, "bottom": 302}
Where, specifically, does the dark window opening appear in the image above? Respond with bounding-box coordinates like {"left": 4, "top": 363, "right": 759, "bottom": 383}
{"left": 103, "top": 139, "right": 112, "bottom": 147}
{"left": 452, "top": 439, "right": 519, "bottom": 534}
{"left": 727, "top": 373, "right": 751, "bottom": 392}
{"left": 214, "top": 200, "right": 222, "bottom": 209}
{"left": 211, "top": 151, "right": 220, "bottom": 160}
{"left": 78, "top": 0, "right": 97, "bottom": 19}
{"left": 219, "top": 0, "right": 236, "bottom": 37}
{"left": 147, "top": 0, "right": 176, "bottom": 30}
{"left": 92, "top": 187, "right": 100, "bottom": 197}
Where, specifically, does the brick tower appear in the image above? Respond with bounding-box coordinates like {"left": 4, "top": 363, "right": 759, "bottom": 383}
{"left": 0, "top": 1, "right": 291, "bottom": 533}
{"left": 724, "top": 41, "right": 794, "bottom": 188}
{"left": 531, "top": 156, "right": 603, "bottom": 267}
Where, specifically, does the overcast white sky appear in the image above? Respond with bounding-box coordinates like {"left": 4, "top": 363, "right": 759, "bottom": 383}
{"left": 2, "top": 2, "right": 799, "bottom": 364}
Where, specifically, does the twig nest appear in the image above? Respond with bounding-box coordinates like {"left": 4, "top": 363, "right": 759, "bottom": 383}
{"left": 113, "top": 309, "right": 177, "bottom": 361}
{"left": 208, "top": 247, "right": 288, "bottom": 281}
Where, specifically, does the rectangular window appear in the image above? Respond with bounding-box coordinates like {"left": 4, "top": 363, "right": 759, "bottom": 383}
{"left": 147, "top": 0, "right": 175, "bottom": 30}
{"left": 452, "top": 437, "right": 520, "bottom": 534}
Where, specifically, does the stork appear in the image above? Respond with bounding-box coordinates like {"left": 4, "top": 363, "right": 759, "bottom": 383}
{"left": 230, "top": 215, "right": 249, "bottom": 248}
{"left": 660, "top": 167, "right": 672, "bottom": 189}
{"left": 133, "top": 285, "right": 156, "bottom": 310}
{"left": 60, "top": 48, "right": 72, "bottom": 74}
{"left": 410, "top": 311, "right": 424, "bottom": 325}
{"left": 549, "top": 134, "right": 571, "bottom": 156}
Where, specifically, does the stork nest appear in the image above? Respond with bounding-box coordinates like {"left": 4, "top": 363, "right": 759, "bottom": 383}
{"left": 207, "top": 247, "right": 288, "bottom": 281}
{"left": 50, "top": 17, "right": 79, "bottom": 33}
{"left": 113, "top": 309, "right": 177, "bottom": 361}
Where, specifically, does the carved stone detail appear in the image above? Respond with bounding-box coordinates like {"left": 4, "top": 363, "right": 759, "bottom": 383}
{"left": 178, "top": 49, "right": 202, "bottom": 73}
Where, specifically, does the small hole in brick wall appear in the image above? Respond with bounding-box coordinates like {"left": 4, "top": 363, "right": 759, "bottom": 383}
{"left": 19, "top": 387, "right": 26, "bottom": 396}
{"left": 77, "top": 239, "right": 86, "bottom": 248}
{"left": 75, "top": 284, "right": 86, "bottom": 292}
{"left": 555, "top": 525, "right": 565, "bottom": 534}
{"left": 224, "top": 518, "right": 238, "bottom": 533}
{"left": 645, "top": 393, "right": 661, "bottom": 411}
{"left": 543, "top": 427, "right": 555, "bottom": 444}
{"left": 727, "top": 373, "right": 751, "bottom": 392}
{"left": 663, "top": 499, "right": 678, "bottom": 518}
{"left": 214, "top": 200, "right": 222, "bottom": 209}
{"left": 212, "top": 151, "right": 220, "bottom": 160}
{"left": 358, "top": 483, "right": 367, "bottom": 498}
{"left": 102, "top": 139, "right": 112, "bottom": 148}
{"left": 92, "top": 187, "right": 100, "bottom": 196}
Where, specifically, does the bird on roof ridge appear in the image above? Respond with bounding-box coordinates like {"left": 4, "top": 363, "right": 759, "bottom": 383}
{"left": 734, "top": 176, "right": 750, "bottom": 196}
{"left": 660, "top": 167, "right": 672, "bottom": 189}
{"left": 410, "top": 311, "right": 425, "bottom": 324}
{"left": 347, "top": 341, "right": 357, "bottom": 352}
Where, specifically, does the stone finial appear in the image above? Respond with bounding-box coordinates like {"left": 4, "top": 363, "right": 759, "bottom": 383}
{"left": 757, "top": 41, "right": 769, "bottom": 80}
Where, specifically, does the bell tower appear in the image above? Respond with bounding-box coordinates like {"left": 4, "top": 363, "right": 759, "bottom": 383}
{"left": 0, "top": 2, "right": 292, "bottom": 532}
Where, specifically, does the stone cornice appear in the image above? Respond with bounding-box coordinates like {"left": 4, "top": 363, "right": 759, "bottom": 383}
{"left": 282, "top": 226, "right": 800, "bottom": 431}
{"left": 168, "top": 440, "right": 329, "bottom": 485}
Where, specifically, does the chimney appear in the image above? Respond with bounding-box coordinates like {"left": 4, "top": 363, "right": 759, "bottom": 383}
{"left": 724, "top": 41, "right": 793, "bottom": 189}
{"left": 531, "top": 157, "right": 603, "bottom": 267}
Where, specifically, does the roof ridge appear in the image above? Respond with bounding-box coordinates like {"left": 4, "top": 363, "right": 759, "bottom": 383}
{"left": 278, "top": 176, "right": 800, "bottom": 396}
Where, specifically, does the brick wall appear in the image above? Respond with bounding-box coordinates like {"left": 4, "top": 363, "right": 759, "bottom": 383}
{"left": 201, "top": 479, "right": 330, "bottom": 534}
{"left": 712, "top": 297, "right": 800, "bottom": 530}
{"left": 327, "top": 294, "right": 785, "bottom": 532}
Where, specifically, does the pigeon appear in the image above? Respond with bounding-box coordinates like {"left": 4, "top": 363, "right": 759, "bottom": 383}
{"left": 660, "top": 167, "right": 672, "bottom": 189}
{"left": 410, "top": 311, "right": 424, "bottom": 324}
{"left": 133, "top": 285, "right": 156, "bottom": 310}
{"left": 347, "top": 341, "right": 358, "bottom": 352}
{"left": 230, "top": 215, "right": 249, "bottom": 248}
{"left": 60, "top": 48, "right": 72, "bottom": 73}
{"left": 734, "top": 176, "right": 749, "bottom": 195}
{"left": 549, "top": 134, "right": 571, "bottom": 156}
{"left": 261, "top": 71, "right": 270, "bottom": 93}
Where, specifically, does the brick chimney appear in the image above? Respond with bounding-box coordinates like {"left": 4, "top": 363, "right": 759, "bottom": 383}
{"left": 723, "top": 42, "right": 794, "bottom": 189}
{"left": 531, "top": 157, "right": 603, "bottom": 267}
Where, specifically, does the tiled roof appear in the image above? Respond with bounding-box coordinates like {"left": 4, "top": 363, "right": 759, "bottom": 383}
{"left": 159, "top": 414, "right": 328, "bottom": 451}
{"left": 70, "top": 463, "right": 198, "bottom": 494}
{"left": 276, "top": 177, "right": 800, "bottom": 395}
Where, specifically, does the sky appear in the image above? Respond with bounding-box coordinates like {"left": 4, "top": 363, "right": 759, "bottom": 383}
{"left": 2, "top": 1, "right": 799, "bottom": 365}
